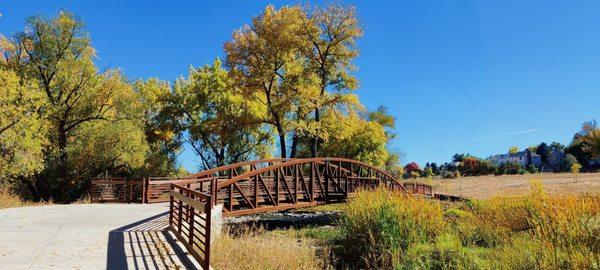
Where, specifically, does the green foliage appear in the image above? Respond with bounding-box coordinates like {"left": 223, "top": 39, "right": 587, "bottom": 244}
{"left": 1, "top": 12, "right": 149, "bottom": 201}
{"left": 571, "top": 162, "right": 582, "bottom": 174}
{"left": 175, "top": 59, "right": 271, "bottom": 169}
{"left": 134, "top": 78, "right": 183, "bottom": 176}
{"left": 318, "top": 110, "right": 389, "bottom": 167}
{"left": 0, "top": 5, "right": 396, "bottom": 202}
{"left": 584, "top": 129, "right": 600, "bottom": 159}
{"left": 401, "top": 233, "right": 487, "bottom": 270}
{"left": 0, "top": 69, "right": 47, "bottom": 182}
{"left": 526, "top": 164, "right": 539, "bottom": 174}
{"left": 496, "top": 162, "right": 526, "bottom": 175}
{"left": 459, "top": 157, "right": 497, "bottom": 176}
{"left": 562, "top": 153, "right": 578, "bottom": 172}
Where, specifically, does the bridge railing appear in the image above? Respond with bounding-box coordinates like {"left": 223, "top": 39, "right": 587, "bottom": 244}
{"left": 211, "top": 158, "right": 405, "bottom": 216}
{"left": 169, "top": 183, "right": 212, "bottom": 270}
{"left": 90, "top": 177, "right": 144, "bottom": 203}
{"left": 403, "top": 182, "right": 434, "bottom": 197}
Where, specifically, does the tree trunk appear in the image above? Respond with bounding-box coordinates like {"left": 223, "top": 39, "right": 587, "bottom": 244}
{"left": 56, "top": 121, "right": 69, "bottom": 201}
{"left": 311, "top": 108, "right": 320, "bottom": 157}
{"left": 290, "top": 134, "right": 298, "bottom": 158}
{"left": 275, "top": 122, "right": 287, "bottom": 158}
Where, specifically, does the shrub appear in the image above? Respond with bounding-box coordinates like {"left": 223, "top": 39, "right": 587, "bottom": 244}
{"left": 497, "top": 162, "right": 525, "bottom": 175}
{"left": 527, "top": 164, "right": 538, "bottom": 174}
{"left": 401, "top": 233, "right": 488, "bottom": 270}
{"left": 338, "top": 187, "right": 445, "bottom": 268}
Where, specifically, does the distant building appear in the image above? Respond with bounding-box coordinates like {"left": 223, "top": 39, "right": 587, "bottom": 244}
{"left": 489, "top": 150, "right": 542, "bottom": 167}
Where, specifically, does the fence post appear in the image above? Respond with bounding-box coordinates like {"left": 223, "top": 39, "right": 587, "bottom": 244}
{"left": 204, "top": 194, "right": 212, "bottom": 270}
{"left": 124, "top": 178, "right": 129, "bottom": 204}
{"left": 325, "top": 161, "right": 329, "bottom": 202}
{"left": 142, "top": 177, "right": 147, "bottom": 204}
{"left": 169, "top": 184, "right": 174, "bottom": 228}
{"left": 89, "top": 178, "right": 94, "bottom": 203}
{"left": 309, "top": 163, "right": 314, "bottom": 202}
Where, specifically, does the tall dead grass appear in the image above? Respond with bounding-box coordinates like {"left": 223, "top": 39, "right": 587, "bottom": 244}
{"left": 0, "top": 187, "right": 24, "bottom": 209}
{"left": 211, "top": 227, "right": 330, "bottom": 270}
{"left": 337, "top": 183, "right": 600, "bottom": 269}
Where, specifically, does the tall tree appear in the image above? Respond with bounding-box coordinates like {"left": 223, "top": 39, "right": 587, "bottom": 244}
{"left": 134, "top": 78, "right": 183, "bottom": 176}
{"left": 1, "top": 12, "right": 147, "bottom": 201}
{"left": 583, "top": 130, "right": 600, "bottom": 159}
{"left": 225, "top": 5, "right": 313, "bottom": 158}
{"left": 176, "top": 59, "right": 271, "bottom": 169}
{"left": 536, "top": 142, "right": 550, "bottom": 166}
{"left": 318, "top": 109, "right": 389, "bottom": 166}
{"left": 303, "top": 4, "right": 362, "bottom": 157}
{"left": 368, "top": 105, "right": 401, "bottom": 174}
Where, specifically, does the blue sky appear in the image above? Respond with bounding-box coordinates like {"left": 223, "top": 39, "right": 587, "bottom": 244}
{"left": 1, "top": 1, "right": 599, "bottom": 172}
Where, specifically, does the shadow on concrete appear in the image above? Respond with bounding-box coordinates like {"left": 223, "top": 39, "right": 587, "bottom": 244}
{"left": 106, "top": 211, "right": 197, "bottom": 269}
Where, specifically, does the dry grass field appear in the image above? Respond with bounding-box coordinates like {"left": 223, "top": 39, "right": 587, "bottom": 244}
{"left": 412, "top": 172, "right": 600, "bottom": 199}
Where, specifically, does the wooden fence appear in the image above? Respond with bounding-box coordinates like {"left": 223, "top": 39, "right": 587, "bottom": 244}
{"left": 403, "top": 182, "right": 434, "bottom": 197}
{"left": 169, "top": 183, "right": 212, "bottom": 270}
{"left": 90, "top": 177, "right": 145, "bottom": 203}
{"left": 146, "top": 177, "right": 214, "bottom": 203}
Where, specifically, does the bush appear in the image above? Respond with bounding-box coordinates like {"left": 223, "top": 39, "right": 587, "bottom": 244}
{"left": 496, "top": 162, "right": 526, "bottom": 175}
{"left": 338, "top": 187, "right": 445, "bottom": 268}
{"left": 401, "top": 233, "right": 488, "bottom": 270}
{"left": 459, "top": 157, "right": 497, "bottom": 176}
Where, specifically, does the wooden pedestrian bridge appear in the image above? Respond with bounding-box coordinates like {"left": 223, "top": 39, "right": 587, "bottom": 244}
{"left": 90, "top": 157, "right": 439, "bottom": 269}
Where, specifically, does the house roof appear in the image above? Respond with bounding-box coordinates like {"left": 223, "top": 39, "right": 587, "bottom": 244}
{"left": 489, "top": 150, "right": 540, "bottom": 159}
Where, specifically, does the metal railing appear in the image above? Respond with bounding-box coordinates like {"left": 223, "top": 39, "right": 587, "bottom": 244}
{"left": 90, "top": 177, "right": 144, "bottom": 203}
{"left": 169, "top": 184, "right": 212, "bottom": 270}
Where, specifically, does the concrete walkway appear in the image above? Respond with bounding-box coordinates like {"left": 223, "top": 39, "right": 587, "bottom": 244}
{"left": 0, "top": 203, "right": 197, "bottom": 270}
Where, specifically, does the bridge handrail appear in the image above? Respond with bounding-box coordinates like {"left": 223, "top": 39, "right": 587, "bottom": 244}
{"left": 169, "top": 184, "right": 212, "bottom": 269}
{"left": 216, "top": 157, "right": 401, "bottom": 189}
{"left": 180, "top": 158, "right": 295, "bottom": 180}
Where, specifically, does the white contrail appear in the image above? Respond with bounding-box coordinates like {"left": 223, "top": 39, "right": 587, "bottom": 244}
{"left": 507, "top": 128, "right": 541, "bottom": 135}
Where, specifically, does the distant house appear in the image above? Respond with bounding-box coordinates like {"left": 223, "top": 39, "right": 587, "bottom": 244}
{"left": 489, "top": 150, "right": 542, "bottom": 167}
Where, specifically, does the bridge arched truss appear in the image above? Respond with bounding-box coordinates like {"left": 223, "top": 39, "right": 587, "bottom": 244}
{"left": 176, "top": 158, "right": 405, "bottom": 216}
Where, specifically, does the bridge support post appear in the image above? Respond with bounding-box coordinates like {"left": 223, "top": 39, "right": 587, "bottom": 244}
{"left": 325, "top": 161, "right": 330, "bottom": 203}
{"left": 310, "top": 163, "right": 315, "bottom": 202}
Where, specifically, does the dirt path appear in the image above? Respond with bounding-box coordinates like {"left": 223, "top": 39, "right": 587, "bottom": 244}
{"left": 0, "top": 203, "right": 197, "bottom": 270}
{"left": 413, "top": 172, "right": 600, "bottom": 199}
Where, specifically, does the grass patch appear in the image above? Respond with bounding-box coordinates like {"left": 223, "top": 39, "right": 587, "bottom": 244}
{"left": 276, "top": 225, "right": 341, "bottom": 243}
{"left": 335, "top": 183, "right": 600, "bottom": 269}
{"left": 293, "top": 202, "right": 346, "bottom": 213}
{"left": 0, "top": 186, "right": 47, "bottom": 209}
{"left": 211, "top": 227, "right": 331, "bottom": 270}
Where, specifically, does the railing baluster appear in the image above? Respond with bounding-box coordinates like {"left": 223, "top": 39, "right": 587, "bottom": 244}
{"left": 178, "top": 187, "right": 183, "bottom": 234}
{"left": 254, "top": 175, "right": 259, "bottom": 208}
{"left": 188, "top": 192, "right": 195, "bottom": 248}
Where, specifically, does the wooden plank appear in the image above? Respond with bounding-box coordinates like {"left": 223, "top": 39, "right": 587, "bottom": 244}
{"left": 169, "top": 190, "right": 206, "bottom": 212}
